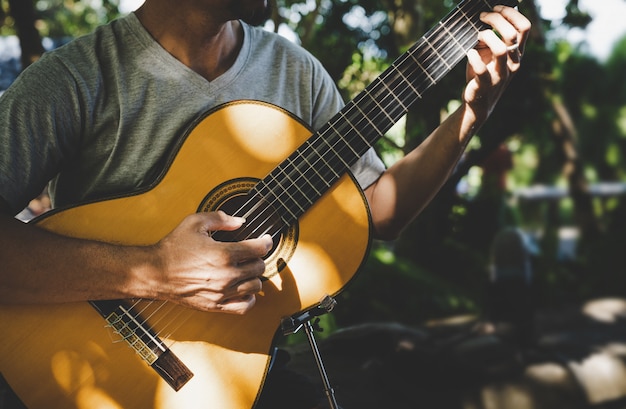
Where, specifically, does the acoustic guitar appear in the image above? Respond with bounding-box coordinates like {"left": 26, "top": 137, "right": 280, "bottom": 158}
{"left": 0, "top": 0, "right": 519, "bottom": 407}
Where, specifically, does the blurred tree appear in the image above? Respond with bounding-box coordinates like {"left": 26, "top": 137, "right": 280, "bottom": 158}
{"left": 1, "top": 0, "right": 121, "bottom": 67}
{"left": 2, "top": 0, "right": 43, "bottom": 68}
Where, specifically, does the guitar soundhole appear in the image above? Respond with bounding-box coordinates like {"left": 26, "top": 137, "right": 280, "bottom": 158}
{"left": 198, "top": 178, "right": 298, "bottom": 279}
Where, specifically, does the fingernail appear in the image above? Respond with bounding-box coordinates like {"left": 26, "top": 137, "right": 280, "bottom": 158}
{"left": 506, "top": 43, "right": 519, "bottom": 51}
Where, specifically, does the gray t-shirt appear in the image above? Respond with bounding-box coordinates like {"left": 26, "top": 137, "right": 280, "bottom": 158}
{"left": 0, "top": 13, "right": 385, "bottom": 215}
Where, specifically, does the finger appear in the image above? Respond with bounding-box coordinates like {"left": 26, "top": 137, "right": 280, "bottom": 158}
{"left": 491, "top": 5, "right": 532, "bottom": 54}
{"left": 183, "top": 271, "right": 263, "bottom": 312}
{"left": 218, "top": 293, "right": 258, "bottom": 315}
{"left": 476, "top": 29, "right": 508, "bottom": 73}
{"left": 195, "top": 210, "right": 246, "bottom": 233}
{"left": 465, "top": 48, "right": 487, "bottom": 101}
{"left": 229, "top": 234, "right": 273, "bottom": 262}
{"left": 233, "top": 258, "right": 267, "bottom": 283}
{"left": 233, "top": 276, "right": 263, "bottom": 295}
{"left": 506, "top": 42, "right": 522, "bottom": 64}
{"left": 477, "top": 23, "right": 521, "bottom": 69}
{"left": 480, "top": 10, "right": 518, "bottom": 50}
{"left": 211, "top": 247, "right": 267, "bottom": 288}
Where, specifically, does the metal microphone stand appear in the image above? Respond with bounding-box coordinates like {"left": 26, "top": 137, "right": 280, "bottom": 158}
{"left": 281, "top": 295, "right": 340, "bottom": 409}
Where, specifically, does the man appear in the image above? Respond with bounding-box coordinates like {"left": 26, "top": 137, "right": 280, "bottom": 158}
{"left": 0, "top": 0, "right": 530, "bottom": 407}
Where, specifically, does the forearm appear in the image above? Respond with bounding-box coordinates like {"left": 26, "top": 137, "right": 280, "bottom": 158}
{"left": 362, "top": 5, "right": 531, "bottom": 240}
{"left": 365, "top": 104, "right": 479, "bottom": 240}
{"left": 0, "top": 212, "right": 156, "bottom": 304}
{"left": 0, "top": 205, "right": 272, "bottom": 314}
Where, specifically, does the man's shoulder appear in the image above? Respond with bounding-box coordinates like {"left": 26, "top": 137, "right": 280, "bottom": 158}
{"left": 32, "top": 13, "right": 143, "bottom": 85}
{"left": 51, "top": 14, "right": 135, "bottom": 55}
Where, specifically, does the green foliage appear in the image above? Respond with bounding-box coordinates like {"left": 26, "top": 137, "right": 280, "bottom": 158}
{"left": 334, "top": 243, "right": 482, "bottom": 327}
{"left": 41, "top": 0, "right": 121, "bottom": 37}
{"left": 1, "top": 0, "right": 121, "bottom": 38}
{"left": 277, "top": 0, "right": 396, "bottom": 81}
{"left": 338, "top": 51, "right": 388, "bottom": 100}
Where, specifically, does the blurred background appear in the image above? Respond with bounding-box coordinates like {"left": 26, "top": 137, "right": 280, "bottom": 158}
{"left": 2, "top": 0, "right": 626, "bottom": 407}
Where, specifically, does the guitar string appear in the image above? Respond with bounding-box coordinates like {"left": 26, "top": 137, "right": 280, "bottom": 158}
{"left": 306, "top": 0, "right": 484, "bottom": 163}
{"left": 226, "top": 0, "right": 506, "bottom": 241}
{"left": 141, "top": 0, "right": 488, "bottom": 296}
{"left": 120, "top": 0, "right": 501, "bottom": 347}
{"left": 220, "top": 0, "right": 488, "bottom": 241}
{"left": 154, "top": 7, "right": 490, "bottom": 348}
{"left": 120, "top": 0, "right": 486, "bottom": 345}
{"left": 128, "top": 298, "right": 185, "bottom": 342}
{"left": 272, "top": 0, "right": 483, "bottom": 216}
{"left": 315, "top": 0, "right": 490, "bottom": 152}
{"left": 163, "top": 0, "right": 496, "bottom": 348}
{"left": 217, "top": 0, "right": 485, "bottom": 242}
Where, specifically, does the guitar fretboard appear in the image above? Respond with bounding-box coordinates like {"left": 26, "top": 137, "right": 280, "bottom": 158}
{"left": 254, "top": 0, "right": 518, "bottom": 227}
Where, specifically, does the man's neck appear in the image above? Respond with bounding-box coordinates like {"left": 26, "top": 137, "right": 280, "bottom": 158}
{"left": 135, "top": 2, "right": 243, "bottom": 82}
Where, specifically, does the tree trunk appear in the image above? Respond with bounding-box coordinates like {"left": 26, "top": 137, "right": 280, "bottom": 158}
{"left": 7, "top": 0, "right": 44, "bottom": 70}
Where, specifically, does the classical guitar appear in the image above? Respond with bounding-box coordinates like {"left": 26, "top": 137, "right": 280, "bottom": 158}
{"left": 0, "top": 0, "right": 519, "bottom": 407}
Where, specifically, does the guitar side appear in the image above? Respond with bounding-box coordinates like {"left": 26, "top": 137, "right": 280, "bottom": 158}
{"left": 0, "top": 101, "right": 372, "bottom": 409}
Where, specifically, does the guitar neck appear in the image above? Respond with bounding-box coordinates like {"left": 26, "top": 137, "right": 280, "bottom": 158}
{"left": 254, "top": 0, "right": 519, "bottom": 226}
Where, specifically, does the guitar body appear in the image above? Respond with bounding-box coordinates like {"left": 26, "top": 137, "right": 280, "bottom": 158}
{"left": 0, "top": 101, "right": 372, "bottom": 409}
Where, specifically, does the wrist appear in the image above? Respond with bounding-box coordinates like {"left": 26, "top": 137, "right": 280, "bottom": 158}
{"left": 117, "top": 243, "right": 164, "bottom": 300}
{"left": 458, "top": 101, "right": 487, "bottom": 141}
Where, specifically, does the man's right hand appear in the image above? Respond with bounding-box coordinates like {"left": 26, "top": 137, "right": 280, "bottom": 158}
{"left": 148, "top": 211, "right": 273, "bottom": 314}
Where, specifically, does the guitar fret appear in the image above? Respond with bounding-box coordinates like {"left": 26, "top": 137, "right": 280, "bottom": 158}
{"left": 359, "top": 88, "right": 396, "bottom": 124}
{"left": 316, "top": 131, "right": 353, "bottom": 173}
{"left": 257, "top": 0, "right": 510, "bottom": 221}
{"left": 286, "top": 156, "right": 323, "bottom": 197}
{"left": 406, "top": 47, "right": 436, "bottom": 87}
{"left": 480, "top": 0, "right": 495, "bottom": 12}
{"left": 423, "top": 37, "right": 453, "bottom": 73}
{"left": 438, "top": 22, "right": 470, "bottom": 54}
{"left": 331, "top": 106, "right": 384, "bottom": 159}
{"left": 394, "top": 66, "right": 422, "bottom": 100}
{"left": 304, "top": 144, "right": 341, "bottom": 190}
{"left": 302, "top": 140, "right": 333, "bottom": 189}
{"left": 390, "top": 57, "right": 429, "bottom": 106}
{"left": 335, "top": 112, "right": 370, "bottom": 157}
{"left": 263, "top": 175, "right": 303, "bottom": 223}
{"left": 257, "top": 134, "right": 345, "bottom": 221}
{"left": 285, "top": 157, "right": 320, "bottom": 201}
{"left": 351, "top": 103, "right": 384, "bottom": 141}
{"left": 271, "top": 166, "right": 312, "bottom": 209}
{"left": 376, "top": 71, "right": 410, "bottom": 112}
{"left": 430, "top": 43, "right": 467, "bottom": 83}
{"left": 327, "top": 123, "right": 357, "bottom": 161}
{"left": 462, "top": 0, "right": 490, "bottom": 33}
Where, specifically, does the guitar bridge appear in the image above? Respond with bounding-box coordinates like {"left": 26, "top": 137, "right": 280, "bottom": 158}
{"left": 91, "top": 300, "right": 194, "bottom": 391}
{"left": 105, "top": 309, "right": 160, "bottom": 365}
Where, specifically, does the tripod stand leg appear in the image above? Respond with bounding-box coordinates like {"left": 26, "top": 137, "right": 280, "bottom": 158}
{"left": 303, "top": 320, "right": 339, "bottom": 409}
